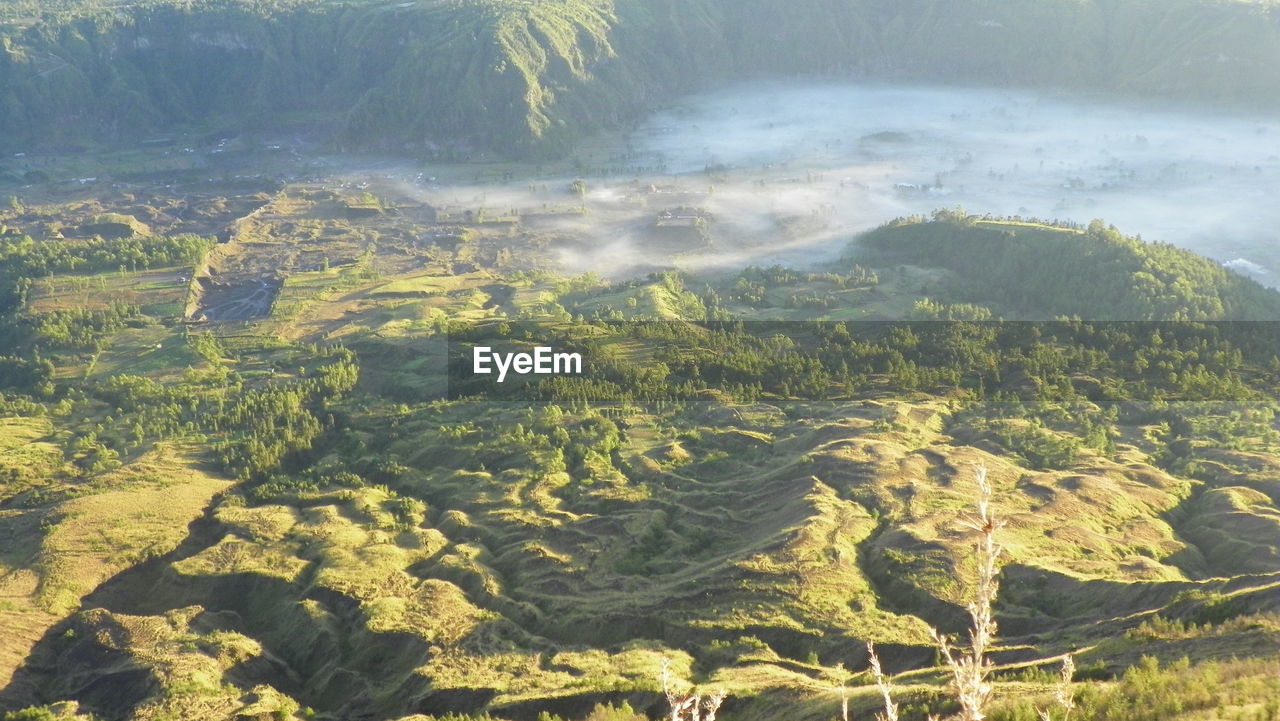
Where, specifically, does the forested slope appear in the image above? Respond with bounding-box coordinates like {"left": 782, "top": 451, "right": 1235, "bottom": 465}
{"left": 3, "top": 0, "right": 1280, "bottom": 156}
{"left": 855, "top": 214, "right": 1280, "bottom": 320}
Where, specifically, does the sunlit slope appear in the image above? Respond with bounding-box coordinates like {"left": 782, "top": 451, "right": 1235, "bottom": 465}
{"left": 10, "top": 399, "right": 1280, "bottom": 719}
{"left": 3, "top": 200, "right": 1280, "bottom": 718}
{"left": 3, "top": 0, "right": 1280, "bottom": 155}
{"left": 0, "top": 0, "right": 621, "bottom": 156}
{"left": 0, "top": 440, "right": 231, "bottom": 705}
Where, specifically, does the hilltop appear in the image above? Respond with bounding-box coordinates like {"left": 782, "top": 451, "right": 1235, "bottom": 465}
{"left": 855, "top": 213, "right": 1280, "bottom": 320}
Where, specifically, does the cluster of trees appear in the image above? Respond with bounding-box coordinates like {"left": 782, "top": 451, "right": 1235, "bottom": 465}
{"left": 479, "top": 405, "right": 624, "bottom": 487}
{"left": 3, "top": 302, "right": 142, "bottom": 352}
{"left": 211, "top": 346, "right": 358, "bottom": 479}
{"left": 728, "top": 265, "right": 877, "bottom": 307}
{"left": 0, "top": 354, "right": 54, "bottom": 395}
{"left": 908, "top": 299, "right": 993, "bottom": 321}
{"left": 0, "top": 232, "right": 210, "bottom": 280}
{"left": 0, "top": 232, "right": 210, "bottom": 312}
{"left": 28, "top": 339, "right": 362, "bottom": 480}
{"left": 213, "top": 385, "right": 326, "bottom": 480}
{"left": 453, "top": 319, "right": 1280, "bottom": 406}
{"left": 0, "top": 231, "right": 217, "bottom": 395}
{"left": 0, "top": 220, "right": 373, "bottom": 483}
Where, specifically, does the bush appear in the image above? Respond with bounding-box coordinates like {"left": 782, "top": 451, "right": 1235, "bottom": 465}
{"left": 3, "top": 708, "right": 59, "bottom": 721}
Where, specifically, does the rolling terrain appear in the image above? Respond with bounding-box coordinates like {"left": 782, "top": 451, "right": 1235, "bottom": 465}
{"left": 1, "top": 172, "right": 1279, "bottom": 719}
{"left": 1, "top": 0, "right": 1279, "bottom": 719}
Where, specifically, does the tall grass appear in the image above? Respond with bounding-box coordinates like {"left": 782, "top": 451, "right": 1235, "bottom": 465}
{"left": 932, "top": 466, "right": 1003, "bottom": 721}
{"left": 869, "top": 466, "right": 1006, "bottom": 721}
{"left": 867, "top": 642, "right": 900, "bottom": 721}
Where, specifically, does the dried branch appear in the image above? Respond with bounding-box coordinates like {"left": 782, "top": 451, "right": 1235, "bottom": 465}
{"left": 1037, "top": 654, "right": 1076, "bottom": 721}
{"left": 702, "top": 688, "right": 727, "bottom": 721}
{"left": 834, "top": 662, "right": 850, "bottom": 721}
{"left": 931, "top": 466, "right": 1004, "bottom": 721}
{"left": 1057, "top": 654, "right": 1076, "bottom": 720}
{"left": 661, "top": 658, "right": 728, "bottom": 721}
{"left": 867, "top": 641, "right": 899, "bottom": 721}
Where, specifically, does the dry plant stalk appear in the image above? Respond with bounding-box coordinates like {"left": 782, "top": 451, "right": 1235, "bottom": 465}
{"left": 1037, "top": 655, "right": 1076, "bottom": 721}
{"left": 661, "top": 657, "right": 728, "bottom": 721}
{"left": 834, "top": 662, "right": 850, "bottom": 721}
{"left": 1056, "top": 654, "right": 1076, "bottom": 719}
{"left": 930, "top": 466, "right": 1005, "bottom": 721}
{"left": 672, "top": 697, "right": 696, "bottom": 721}
{"left": 867, "top": 641, "right": 899, "bottom": 721}
{"left": 662, "top": 658, "right": 689, "bottom": 721}
{"left": 702, "top": 688, "right": 727, "bottom": 721}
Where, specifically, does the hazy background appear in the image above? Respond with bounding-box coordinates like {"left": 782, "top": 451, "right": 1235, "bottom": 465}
{"left": 620, "top": 82, "right": 1280, "bottom": 281}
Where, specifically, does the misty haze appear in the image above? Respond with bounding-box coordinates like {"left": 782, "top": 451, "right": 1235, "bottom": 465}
{"left": 615, "top": 82, "right": 1280, "bottom": 279}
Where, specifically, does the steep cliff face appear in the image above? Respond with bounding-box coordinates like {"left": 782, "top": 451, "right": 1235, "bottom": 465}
{"left": 2, "top": 0, "right": 1279, "bottom": 157}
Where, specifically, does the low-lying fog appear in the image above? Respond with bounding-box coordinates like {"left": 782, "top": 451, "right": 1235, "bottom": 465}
{"left": 615, "top": 82, "right": 1280, "bottom": 281}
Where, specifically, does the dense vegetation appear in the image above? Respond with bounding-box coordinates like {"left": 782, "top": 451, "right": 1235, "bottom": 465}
{"left": 450, "top": 317, "right": 1276, "bottom": 407}
{"left": 857, "top": 213, "right": 1280, "bottom": 320}
{"left": 4, "top": 0, "right": 1280, "bottom": 155}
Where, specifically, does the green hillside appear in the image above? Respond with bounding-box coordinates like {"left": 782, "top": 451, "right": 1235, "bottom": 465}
{"left": 3, "top": 0, "right": 1280, "bottom": 156}
{"left": 855, "top": 213, "right": 1280, "bottom": 320}
{"left": 1, "top": 198, "right": 1279, "bottom": 719}
{"left": 2, "top": 5, "right": 1280, "bottom": 713}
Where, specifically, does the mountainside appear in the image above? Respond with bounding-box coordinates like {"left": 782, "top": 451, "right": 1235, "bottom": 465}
{"left": 2, "top": 194, "right": 1280, "bottom": 719}
{"left": 4, "top": 0, "right": 1280, "bottom": 156}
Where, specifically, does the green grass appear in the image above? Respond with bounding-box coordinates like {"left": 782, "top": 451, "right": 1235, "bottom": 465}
{"left": 30, "top": 267, "right": 189, "bottom": 315}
